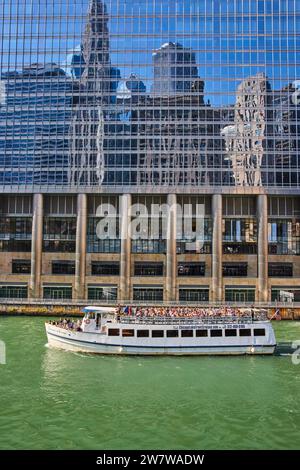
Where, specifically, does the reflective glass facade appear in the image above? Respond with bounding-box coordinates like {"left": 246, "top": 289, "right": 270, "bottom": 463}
{"left": 0, "top": 0, "right": 300, "bottom": 191}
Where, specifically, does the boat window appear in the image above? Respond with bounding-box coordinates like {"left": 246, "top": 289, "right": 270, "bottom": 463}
{"left": 108, "top": 328, "right": 119, "bottom": 337}
{"left": 196, "top": 330, "right": 208, "bottom": 337}
{"left": 181, "top": 330, "right": 194, "bottom": 337}
{"left": 210, "top": 329, "right": 223, "bottom": 337}
{"left": 122, "top": 329, "right": 135, "bottom": 337}
{"left": 225, "top": 329, "right": 237, "bottom": 337}
{"left": 152, "top": 330, "right": 164, "bottom": 338}
{"left": 167, "top": 330, "right": 179, "bottom": 337}
{"left": 254, "top": 328, "right": 265, "bottom": 336}
{"left": 239, "top": 329, "right": 251, "bottom": 337}
{"left": 137, "top": 330, "right": 149, "bottom": 337}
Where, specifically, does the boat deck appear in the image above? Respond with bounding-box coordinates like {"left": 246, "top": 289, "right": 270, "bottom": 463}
{"left": 117, "top": 315, "right": 267, "bottom": 325}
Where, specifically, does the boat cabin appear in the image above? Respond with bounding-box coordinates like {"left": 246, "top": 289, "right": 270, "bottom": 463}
{"left": 82, "top": 306, "right": 118, "bottom": 332}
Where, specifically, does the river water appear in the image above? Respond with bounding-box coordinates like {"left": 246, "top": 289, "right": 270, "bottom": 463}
{"left": 0, "top": 317, "right": 300, "bottom": 450}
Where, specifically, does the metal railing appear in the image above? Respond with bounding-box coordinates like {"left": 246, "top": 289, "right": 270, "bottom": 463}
{"left": 118, "top": 314, "right": 267, "bottom": 325}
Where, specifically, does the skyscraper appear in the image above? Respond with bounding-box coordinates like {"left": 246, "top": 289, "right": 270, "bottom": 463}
{"left": 0, "top": 0, "right": 300, "bottom": 305}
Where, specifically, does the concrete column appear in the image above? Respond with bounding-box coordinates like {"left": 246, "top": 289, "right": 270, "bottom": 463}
{"left": 166, "top": 194, "right": 177, "bottom": 302}
{"left": 257, "top": 194, "right": 268, "bottom": 303}
{"left": 211, "top": 194, "right": 223, "bottom": 303}
{"left": 74, "top": 194, "right": 87, "bottom": 300}
{"left": 119, "top": 194, "right": 131, "bottom": 302}
{"left": 29, "top": 194, "right": 43, "bottom": 299}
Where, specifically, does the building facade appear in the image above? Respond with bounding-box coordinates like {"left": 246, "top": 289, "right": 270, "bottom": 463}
{"left": 0, "top": 0, "right": 300, "bottom": 304}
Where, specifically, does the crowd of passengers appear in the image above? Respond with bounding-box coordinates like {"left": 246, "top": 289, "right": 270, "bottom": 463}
{"left": 48, "top": 318, "right": 82, "bottom": 331}
{"left": 119, "top": 306, "right": 258, "bottom": 319}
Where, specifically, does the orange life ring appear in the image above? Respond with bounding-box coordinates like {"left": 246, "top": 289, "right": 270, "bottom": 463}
{"left": 85, "top": 319, "right": 90, "bottom": 324}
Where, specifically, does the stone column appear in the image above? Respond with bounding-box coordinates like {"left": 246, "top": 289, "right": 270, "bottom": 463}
{"left": 119, "top": 194, "right": 131, "bottom": 302}
{"left": 29, "top": 194, "right": 43, "bottom": 299}
{"left": 166, "top": 194, "right": 177, "bottom": 302}
{"left": 211, "top": 194, "right": 223, "bottom": 303}
{"left": 74, "top": 193, "right": 87, "bottom": 300}
{"left": 257, "top": 194, "right": 268, "bottom": 303}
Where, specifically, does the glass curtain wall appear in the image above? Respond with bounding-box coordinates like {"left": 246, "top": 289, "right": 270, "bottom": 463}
{"left": 0, "top": 1, "right": 299, "bottom": 191}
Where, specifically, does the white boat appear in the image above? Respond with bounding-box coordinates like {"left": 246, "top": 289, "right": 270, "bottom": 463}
{"left": 45, "top": 306, "right": 277, "bottom": 356}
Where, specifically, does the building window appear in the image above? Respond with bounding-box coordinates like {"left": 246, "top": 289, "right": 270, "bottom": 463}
{"left": 178, "top": 263, "right": 205, "bottom": 276}
{"left": 134, "top": 262, "right": 163, "bottom": 276}
{"left": 225, "top": 287, "right": 255, "bottom": 303}
{"left": 268, "top": 219, "right": 300, "bottom": 255}
{"left": 179, "top": 288, "right": 209, "bottom": 302}
{"left": 52, "top": 261, "right": 75, "bottom": 275}
{"left": 12, "top": 260, "right": 31, "bottom": 274}
{"left": 87, "top": 286, "right": 118, "bottom": 301}
{"left": 271, "top": 288, "right": 300, "bottom": 302}
{"left": 43, "top": 217, "right": 76, "bottom": 253}
{"left": 0, "top": 284, "right": 28, "bottom": 299}
{"left": 268, "top": 263, "right": 293, "bottom": 277}
{"left": 132, "top": 240, "right": 166, "bottom": 254}
{"left": 91, "top": 262, "right": 120, "bottom": 276}
{"left": 177, "top": 242, "right": 211, "bottom": 255}
{"left": 223, "top": 263, "right": 248, "bottom": 277}
{"left": 0, "top": 217, "right": 32, "bottom": 252}
{"left": 223, "top": 219, "right": 257, "bottom": 254}
{"left": 43, "top": 286, "right": 72, "bottom": 300}
{"left": 87, "top": 217, "right": 120, "bottom": 253}
{"left": 133, "top": 287, "right": 163, "bottom": 302}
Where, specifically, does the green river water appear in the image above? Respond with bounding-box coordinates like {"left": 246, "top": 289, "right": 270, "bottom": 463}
{"left": 0, "top": 317, "right": 300, "bottom": 450}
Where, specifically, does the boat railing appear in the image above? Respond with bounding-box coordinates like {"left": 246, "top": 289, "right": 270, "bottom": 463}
{"left": 118, "top": 314, "right": 267, "bottom": 325}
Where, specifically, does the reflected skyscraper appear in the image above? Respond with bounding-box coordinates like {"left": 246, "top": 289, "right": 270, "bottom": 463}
{"left": 69, "top": 0, "right": 111, "bottom": 186}
{"left": 152, "top": 42, "right": 199, "bottom": 96}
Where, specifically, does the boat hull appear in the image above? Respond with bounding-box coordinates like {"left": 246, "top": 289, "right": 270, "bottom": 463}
{"left": 46, "top": 326, "right": 276, "bottom": 356}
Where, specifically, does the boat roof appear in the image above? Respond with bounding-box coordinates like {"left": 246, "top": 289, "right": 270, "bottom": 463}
{"left": 83, "top": 306, "right": 118, "bottom": 314}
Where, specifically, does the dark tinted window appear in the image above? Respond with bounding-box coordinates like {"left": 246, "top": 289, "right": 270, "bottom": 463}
{"left": 177, "top": 263, "right": 205, "bottom": 276}
{"left": 268, "top": 263, "right": 293, "bottom": 277}
{"left": 108, "top": 329, "right": 119, "bottom": 336}
{"left": 225, "top": 329, "right": 237, "bottom": 337}
{"left": 223, "top": 263, "right": 247, "bottom": 277}
{"left": 91, "top": 262, "right": 120, "bottom": 275}
{"left": 196, "top": 330, "right": 208, "bottom": 337}
{"left": 12, "top": 260, "right": 31, "bottom": 274}
{"left": 137, "top": 330, "right": 149, "bottom": 337}
{"left": 122, "top": 329, "right": 135, "bottom": 337}
{"left": 134, "top": 263, "right": 164, "bottom": 276}
{"left": 210, "top": 330, "right": 223, "bottom": 337}
{"left": 167, "top": 330, "right": 179, "bottom": 337}
{"left": 254, "top": 329, "right": 265, "bottom": 337}
{"left": 181, "top": 330, "right": 193, "bottom": 337}
{"left": 152, "top": 330, "right": 164, "bottom": 338}
{"left": 239, "top": 329, "right": 252, "bottom": 337}
{"left": 52, "top": 261, "right": 75, "bottom": 275}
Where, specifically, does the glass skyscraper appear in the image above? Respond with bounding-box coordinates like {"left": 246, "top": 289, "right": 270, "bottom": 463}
{"left": 1, "top": 0, "right": 300, "bottom": 189}
{"left": 0, "top": 1, "right": 300, "bottom": 306}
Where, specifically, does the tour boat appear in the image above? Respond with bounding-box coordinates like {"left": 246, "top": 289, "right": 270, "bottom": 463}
{"left": 45, "top": 306, "right": 277, "bottom": 356}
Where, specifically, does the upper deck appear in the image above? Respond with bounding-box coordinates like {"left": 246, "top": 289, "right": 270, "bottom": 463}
{"left": 116, "top": 314, "right": 268, "bottom": 326}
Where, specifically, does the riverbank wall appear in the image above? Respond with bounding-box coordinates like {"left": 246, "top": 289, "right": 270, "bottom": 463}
{"left": 0, "top": 300, "right": 300, "bottom": 319}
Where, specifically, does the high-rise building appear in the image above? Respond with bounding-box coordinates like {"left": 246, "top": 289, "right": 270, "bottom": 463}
{"left": 0, "top": 0, "right": 300, "bottom": 304}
